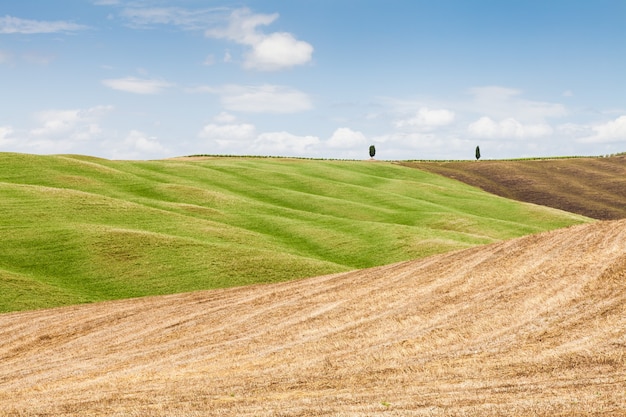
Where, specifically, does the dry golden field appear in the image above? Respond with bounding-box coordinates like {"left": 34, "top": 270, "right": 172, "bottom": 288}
{"left": 1, "top": 220, "right": 625, "bottom": 416}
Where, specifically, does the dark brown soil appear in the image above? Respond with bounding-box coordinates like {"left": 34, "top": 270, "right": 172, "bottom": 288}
{"left": 398, "top": 155, "right": 626, "bottom": 220}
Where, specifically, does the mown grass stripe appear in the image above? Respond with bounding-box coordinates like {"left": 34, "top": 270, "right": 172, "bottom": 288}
{"left": 0, "top": 153, "right": 590, "bottom": 312}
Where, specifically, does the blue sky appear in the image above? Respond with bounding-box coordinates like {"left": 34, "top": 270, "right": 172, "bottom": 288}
{"left": 1, "top": 0, "right": 625, "bottom": 160}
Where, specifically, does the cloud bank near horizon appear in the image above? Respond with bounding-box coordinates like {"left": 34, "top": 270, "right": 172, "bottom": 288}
{"left": 1, "top": 1, "right": 624, "bottom": 160}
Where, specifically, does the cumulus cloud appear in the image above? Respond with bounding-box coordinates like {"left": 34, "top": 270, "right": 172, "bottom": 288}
{"left": 2, "top": 106, "right": 172, "bottom": 159}
{"left": 194, "top": 84, "right": 312, "bottom": 113}
{"left": 198, "top": 122, "right": 256, "bottom": 142}
{"left": 373, "top": 86, "right": 580, "bottom": 158}
{"left": 198, "top": 112, "right": 256, "bottom": 151}
{"left": 253, "top": 131, "right": 320, "bottom": 155}
{"left": 578, "top": 115, "right": 626, "bottom": 144}
{"left": 124, "top": 130, "right": 169, "bottom": 153}
{"left": 206, "top": 8, "right": 313, "bottom": 71}
{"left": 101, "top": 77, "right": 173, "bottom": 94}
{"left": 213, "top": 111, "right": 237, "bottom": 124}
{"left": 326, "top": 128, "right": 367, "bottom": 149}
{"left": 0, "top": 106, "right": 113, "bottom": 155}
{"left": 394, "top": 107, "right": 455, "bottom": 130}
{"left": 93, "top": 5, "right": 312, "bottom": 71}
{"left": 197, "top": 113, "right": 320, "bottom": 156}
{"left": 0, "top": 16, "right": 88, "bottom": 34}
{"left": 467, "top": 116, "right": 553, "bottom": 139}
{"left": 30, "top": 105, "right": 113, "bottom": 139}
{"left": 102, "top": 130, "right": 170, "bottom": 160}
{"left": 243, "top": 31, "right": 313, "bottom": 71}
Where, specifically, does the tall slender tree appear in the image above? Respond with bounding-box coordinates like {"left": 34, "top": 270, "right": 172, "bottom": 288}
{"left": 475, "top": 145, "right": 481, "bottom": 161}
{"left": 369, "top": 145, "right": 376, "bottom": 159}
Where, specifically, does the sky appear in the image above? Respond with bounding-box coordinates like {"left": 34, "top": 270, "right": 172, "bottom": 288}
{"left": 1, "top": 0, "right": 625, "bottom": 160}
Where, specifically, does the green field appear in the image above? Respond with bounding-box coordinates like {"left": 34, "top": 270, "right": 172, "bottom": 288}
{"left": 0, "top": 153, "right": 589, "bottom": 312}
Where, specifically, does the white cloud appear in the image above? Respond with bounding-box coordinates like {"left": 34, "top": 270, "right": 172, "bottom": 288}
{"left": 93, "top": 0, "right": 120, "bottom": 5}
{"left": 206, "top": 8, "right": 313, "bottom": 71}
{"left": 578, "top": 115, "right": 626, "bottom": 144}
{"left": 467, "top": 86, "right": 567, "bottom": 122}
{"left": 243, "top": 31, "right": 313, "bottom": 71}
{"left": 206, "top": 8, "right": 276, "bottom": 44}
{"left": 253, "top": 131, "right": 320, "bottom": 155}
{"left": 0, "top": 106, "right": 115, "bottom": 155}
{"left": 394, "top": 107, "right": 455, "bottom": 130}
{"left": 0, "top": 106, "right": 111, "bottom": 154}
{"left": 0, "top": 16, "right": 88, "bottom": 34}
{"left": 198, "top": 112, "right": 256, "bottom": 151}
{"left": 30, "top": 106, "right": 113, "bottom": 139}
{"left": 196, "top": 113, "right": 319, "bottom": 157}
{"left": 198, "top": 123, "right": 256, "bottom": 142}
{"left": 369, "top": 130, "right": 475, "bottom": 160}
{"left": 467, "top": 116, "right": 553, "bottom": 139}
{"left": 3, "top": 107, "right": 172, "bottom": 159}
{"left": 106, "top": 6, "right": 311, "bottom": 71}
{"left": 125, "top": 130, "right": 169, "bottom": 153}
{"left": 213, "top": 112, "right": 237, "bottom": 123}
{"left": 326, "top": 128, "right": 367, "bottom": 149}
{"left": 30, "top": 109, "right": 80, "bottom": 136}
{"left": 198, "top": 121, "right": 256, "bottom": 152}
{"left": 195, "top": 84, "right": 312, "bottom": 113}
{"left": 0, "top": 126, "right": 14, "bottom": 145}
{"left": 102, "top": 77, "right": 173, "bottom": 94}
{"left": 104, "top": 130, "right": 170, "bottom": 160}
{"left": 369, "top": 86, "right": 580, "bottom": 158}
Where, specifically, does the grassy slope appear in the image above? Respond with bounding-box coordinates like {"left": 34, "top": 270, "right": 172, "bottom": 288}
{"left": 0, "top": 153, "right": 588, "bottom": 312}
{"left": 399, "top": 155, "right": 626, "bottom": 220}
{"left": 1, "top": 219, "right": 624, "bottom": 416}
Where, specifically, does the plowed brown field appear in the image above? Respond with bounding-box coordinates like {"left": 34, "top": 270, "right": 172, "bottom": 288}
{"left": 399, "top": 155, "right": 626, "bottom": 220}
{"left": 1, "top": 220, "right": 625, "bottom": 416}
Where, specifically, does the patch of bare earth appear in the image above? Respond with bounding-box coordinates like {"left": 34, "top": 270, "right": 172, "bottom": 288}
{"left": 1, "top": 220, "right": 626, "bottom": 416}
{"left": 399, "top": 155, "right": 626, "bottom": 220}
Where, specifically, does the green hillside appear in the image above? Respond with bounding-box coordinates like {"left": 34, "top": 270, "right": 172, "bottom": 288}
{"left": 0, "top": 153, "right": 589, "bottom": 312}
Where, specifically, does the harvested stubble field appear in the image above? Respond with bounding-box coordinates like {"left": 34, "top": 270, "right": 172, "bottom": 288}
{"left": 1, "top": 219, "right": 625, "bottom": 416}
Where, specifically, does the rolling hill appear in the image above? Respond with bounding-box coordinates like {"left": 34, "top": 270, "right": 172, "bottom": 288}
{"left": 0, "top": 153, "right": 587, "bottom": 312}
{"left": 1, "top": 219, "right": 624, "bottom": 416}
{"left": 399, "top": 155, "right": 626, "bottom": 220}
